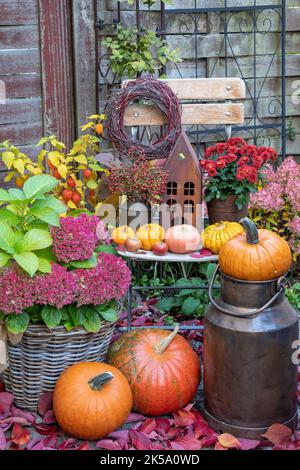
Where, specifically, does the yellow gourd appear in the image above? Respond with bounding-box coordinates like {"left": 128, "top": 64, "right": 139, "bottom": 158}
{"left": 201, "top": 221, "right": 244, "bottom": 254}
{"left": 136, "top": 223, "right": 165, "bottom": 250}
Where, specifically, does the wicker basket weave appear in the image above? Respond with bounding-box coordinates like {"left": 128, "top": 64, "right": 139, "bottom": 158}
{"left": 3, "top": 319, "right": 117, "bottom": 411}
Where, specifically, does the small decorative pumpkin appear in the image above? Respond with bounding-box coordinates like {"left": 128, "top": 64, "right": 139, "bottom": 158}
{"left": 111, "top": 225, "right": 135, "bottom": 246}
{"left": 136, "top": 223, "right": 165, "bottom": 250}
{"left": 219, "top": 217, "right": 292, "bottom": 281}
{"left": 165, "top": 224, "right": 201, "bottom": 254}
{"left": 53, "top": 362, "right": 132, "bottom": 440}
{"left": 201, "top": 221, "right": 244, "bottom": 254}
{"left": 107, "top": 327, "right": 200, "bottom": 416}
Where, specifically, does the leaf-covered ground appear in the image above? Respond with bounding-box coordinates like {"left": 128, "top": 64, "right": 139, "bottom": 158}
{"left": 0, "top": 304, "right": 299, "bottom": 451}
{"left": 0, "top": 385, "right": 299, "bottom": 451}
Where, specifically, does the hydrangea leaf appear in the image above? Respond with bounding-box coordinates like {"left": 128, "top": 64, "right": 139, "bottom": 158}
{"left": 37, "top": 258, "right": 52, "bottom": 274}
{"left": 41, "top": 306, "right": 62, "bottom": 329}
{"left": 83, "top": 310, "right": 102, "bottom": 332}
{"left": 6, "top": 313, "right": 30, "bottom": 335}
{"left": 15, "top": 229, "right": 52, "bottom": 253}
{"left": 13, "top": 252, "right": 39, "bottom": 277}
{"left": 23, "top": 175, "right": 58, "bottom": 200}
{"left": 69, "top": 253, "right": 97, "bottom": 269}
{"left": 0, "top": 252, "right": 10, "bottom": 268}
{"left": 31, "top": 207, "right": 60, "bottom": 227}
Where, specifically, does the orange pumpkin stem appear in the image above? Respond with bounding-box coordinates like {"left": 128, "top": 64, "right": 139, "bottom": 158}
{"left": 88, "top": 372, "right": 114, "bottom": 391}
{"left": 240, "top": 217, "right": 259, "bottom": 245}
{"left": 154, "top": 326, "right": 180, "bottom": 354}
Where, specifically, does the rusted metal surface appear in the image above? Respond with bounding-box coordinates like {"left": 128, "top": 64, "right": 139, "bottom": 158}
{"left": 204, "top": 272, "right": 299, "bottom": 439}
{"left": 38, "top": 0, "right": 75, "bottom": 150}
{"left": 0, "top": 122, "right": 42, "bottom": 146}
{"left": 72, "top": 0, "right": 97, "bottom": 135}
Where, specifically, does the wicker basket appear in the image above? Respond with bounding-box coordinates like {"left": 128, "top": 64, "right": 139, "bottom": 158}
{"left": 3, "top": 318, "right": 117, "bottom": 411}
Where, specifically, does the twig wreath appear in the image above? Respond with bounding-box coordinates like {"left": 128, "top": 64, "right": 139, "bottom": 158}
{"left": 105, "top": 77, "right": 182, "bottom": 160}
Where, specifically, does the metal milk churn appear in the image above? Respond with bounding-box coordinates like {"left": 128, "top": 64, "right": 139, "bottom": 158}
{"left": 203, "top": 241, "right": 299, "bottom": 439}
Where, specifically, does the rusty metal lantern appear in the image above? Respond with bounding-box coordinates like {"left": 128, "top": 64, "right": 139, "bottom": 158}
{"left": 203, "top": 263, "right": 299, "bottom": 439}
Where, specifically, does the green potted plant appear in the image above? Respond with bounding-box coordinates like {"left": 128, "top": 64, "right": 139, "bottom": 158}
{"left": 201, "top": 137, "right": 278, "bottom": 224}
{"left": 0, "top": 175, "right": 131, "bottom": 410}
{"left": 103, "top": 25, "right": 182, "bottom": 80}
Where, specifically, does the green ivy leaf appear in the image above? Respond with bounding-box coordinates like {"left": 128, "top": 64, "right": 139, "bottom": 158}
{"left": 84, "top": 309, "right": 102, "bottom": 332}
{"left": 41, "top": 306, "right": 62, "bottom": 328}
{"left": 6, "top": 313, "right": 30, "bottom": 335}
{"left": 13, "top": 251, "right": 39, "bottom": 277}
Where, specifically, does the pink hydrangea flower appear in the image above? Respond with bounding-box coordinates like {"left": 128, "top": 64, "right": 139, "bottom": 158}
{"left": 34, "top": 263, "right": 77, "bottom": 309}
{"left": 74, "top": 253, "right": 131, "bottom": 306}
{"left": 51, "top": 213, "right": 99, "bottom": 263}
{"left": 0, "top": 266, "right": 35, "bottom": 314}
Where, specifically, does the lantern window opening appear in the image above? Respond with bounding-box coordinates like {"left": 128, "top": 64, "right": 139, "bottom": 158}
{"left": 184, "top": 182, "right": 195, "bottom": 196}
{"left": 184, "top": 199, "right": 194, "bottom": 214}
{"left": 167, "top": 181, "right": 177, "bottom": 196}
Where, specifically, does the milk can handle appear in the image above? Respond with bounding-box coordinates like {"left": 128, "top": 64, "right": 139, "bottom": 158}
{"left": 208, "top": 264, "right": 286, "bottom": 318}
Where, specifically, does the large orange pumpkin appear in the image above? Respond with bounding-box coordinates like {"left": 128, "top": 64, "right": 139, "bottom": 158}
{"left": 107, "top": 328, "right": 200, "bottom": 416}
{"left": 136, "top": 223, "right": 165, "bottom": 250}
{"left": 219, "top": 217, "right": 292, "bottom": 281}
{"left": 53, "top": 362, "right": 132, "bottom": 440}
{"left": 165, "top": 224, "right": 201, "bottom": 254}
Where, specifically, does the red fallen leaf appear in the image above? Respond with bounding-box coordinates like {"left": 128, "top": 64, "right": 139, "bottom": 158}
{"left": 200, "top": 434, "right": 218, "bottom": 447}
{"left": 238, "top": 438, "right": 260, "bottom": 450}
{"left": 38, "top": 392, "right": 53, "bottom": 417}
{"left": 171, "top": 441, "right": 185, "bottom": 450}
{"left": 35, "top": 424, "right": 58, "bottom": 436}
{"left": 0, "top": 428, "right": 6, "bottom": 450}
{"left": 129, "top": 429, "right": 153, "bottom": 450}
{"left": 132, "top": 315, "right": 150, "bottom": 326}
{"left": 218, "top": 433, "right": 241, "bottom": 449}
{"left": 140, "top": 418, "right": 157, "bottom": 434}
{"left": 96, "top": 439, "right": 122, "bottom": 450}
{"left": 58, "top": 438, "right": 79, "bottom": 450}
{"left": 173, "top": 435, "right": 202, "bottom": 450}
{"left": 156, "top": 418, "right": 171, "bottom": 435}
{"left": 76, "top": 442, "right": 90, "bottom": 450}
{"left": 262, "top": 423, "right": 293, "bottom": 446}
{"left": 0, "top": 392, "right": 14, "bottom": 418}
{"left": 215, "top": 441, "right": 229, "bottom": 451}
{"left": 0, "top": 416, "right": 32, "bottom": 428}
{"left": 27, "top": 438, "right": 44, "bottom": 451}
{"left": 126, "top": 412, "right": 147, "bottom": 423}
{"left": 108, "top": 430, "right": 129, "bottom": 441}
{"left": 43, "top": 435, "right": 57, "bottom": 449}
{"left": 190, "top": 248, "right": 214, "bottom": 259}
{"left": 174, "top": 409, "right": 196, "bottom": 427}
{"left": 43, "top": 409, "right": 56, "bottom": 424}
{"left": 11, "top": 406, "right": 35, "bottom": 425}
{"left": 116, "top": 438, "right": 129, "bottom": 450}
{"left": 11, "top": 423, "right": 31, "bottom": 446}
{"left": 194, "top": 417, "right": 212, "bottom": 438}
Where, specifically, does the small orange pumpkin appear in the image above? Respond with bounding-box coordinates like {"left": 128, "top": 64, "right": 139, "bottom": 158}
{"left": 111, "top": 225, "right": 135, "bottom": 246}
{"left": 136, "top": 223, "right": 165, "bottom": 250}
{"left": 219, "top": 217, "right": 292, "bottom": 281}
{"left": 108, "top": 327, "right": 200, "bottom": 416}
{"left": 53, "top": 362, "right": 132, "bottom": 440}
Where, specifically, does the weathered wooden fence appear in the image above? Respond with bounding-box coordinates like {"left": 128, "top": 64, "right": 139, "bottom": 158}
{"left": 0, "top": 0, "right": 299, "bottom": 184}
